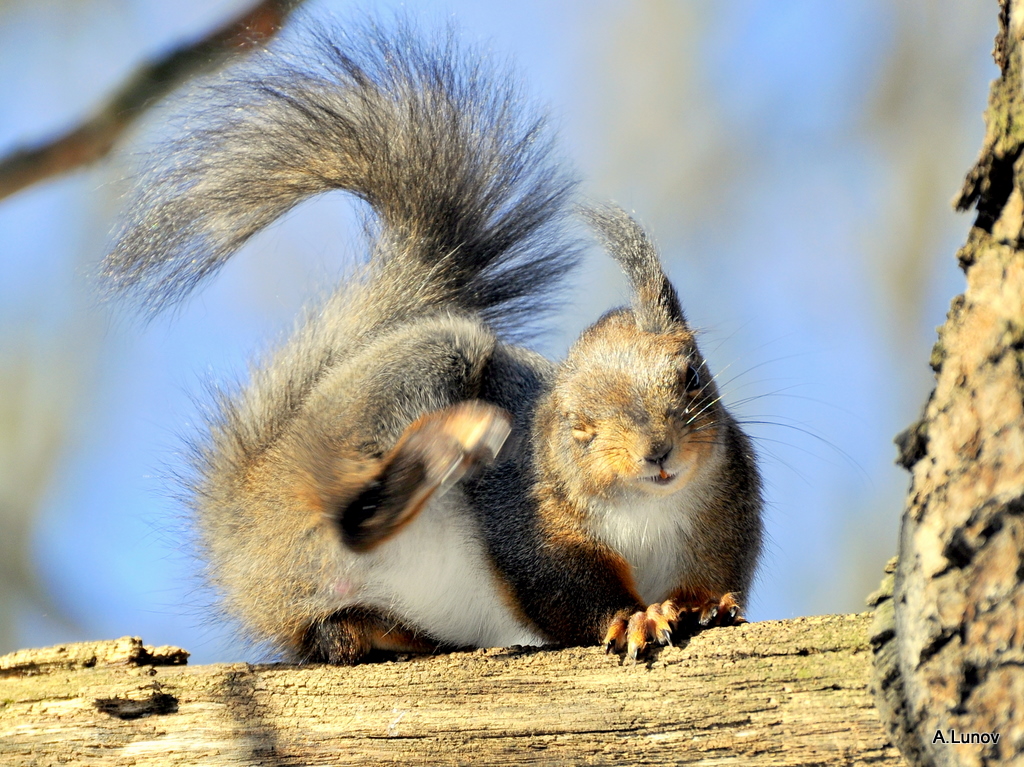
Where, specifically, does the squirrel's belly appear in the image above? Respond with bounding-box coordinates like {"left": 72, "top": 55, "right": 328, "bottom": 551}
{"left": 344, "top": 489, "right": 545, "bottom": 648}
{"left": 588, "top": 494, "right": 697, "bottom": 605}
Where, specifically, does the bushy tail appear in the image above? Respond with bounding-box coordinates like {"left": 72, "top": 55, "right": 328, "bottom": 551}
{"left": 104, "top": 19, "right": 578, "bottom": 335}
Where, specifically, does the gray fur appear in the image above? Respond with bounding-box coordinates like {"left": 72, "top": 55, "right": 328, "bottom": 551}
{"left": 105, "top": 20, "right": 578, "bottom": 335}
{"left": 103, "top": 19, "right": 580, "bottom": 658}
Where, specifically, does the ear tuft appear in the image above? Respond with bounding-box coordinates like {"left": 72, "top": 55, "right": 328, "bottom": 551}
{"left": 578, "top": 203, "right": 686, "bottom": 333}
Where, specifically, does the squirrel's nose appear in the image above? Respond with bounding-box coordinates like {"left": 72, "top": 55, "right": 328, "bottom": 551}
{"left": 645, "top": 443, "right": 672, "bottom": 466}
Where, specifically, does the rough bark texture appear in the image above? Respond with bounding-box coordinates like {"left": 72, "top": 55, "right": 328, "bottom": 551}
{"left": 0, "top": 614, "right": 903, "bottom": 766}
{"left": 871, "top": 2, "right": 1024, "bottom": 766}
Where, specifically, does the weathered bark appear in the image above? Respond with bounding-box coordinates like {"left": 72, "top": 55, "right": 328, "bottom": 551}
{"left": 871, "top": 2, "right": 1024, "bottom": 766}
{"left": 0, "top": 614, "right": 902, "bottom": 766}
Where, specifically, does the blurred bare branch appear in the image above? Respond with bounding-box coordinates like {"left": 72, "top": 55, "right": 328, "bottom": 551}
{"left": 0, "top": 0, "right": 308, "bottom": 202}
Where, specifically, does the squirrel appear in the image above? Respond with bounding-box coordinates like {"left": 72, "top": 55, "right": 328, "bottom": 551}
{"left": 103, "top": 19, "right": 763, "bottom": 664}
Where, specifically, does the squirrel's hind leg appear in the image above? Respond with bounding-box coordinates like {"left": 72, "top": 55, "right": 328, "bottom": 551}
{"left": 298, "top": 606, "right": 449, "bottom": 665}
{"left": 284, "top": 316, "right": 509, "bottom": 552}
{"left": 338, "top": 400, "right": 511, "bottom": 552}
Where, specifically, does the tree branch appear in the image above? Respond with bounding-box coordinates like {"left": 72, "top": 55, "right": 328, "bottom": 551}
{"left": 0, "top": 614, "right": 904, "bottom": 766}
{"left": 0, "top": 0, "right": 308, "bottom": 202}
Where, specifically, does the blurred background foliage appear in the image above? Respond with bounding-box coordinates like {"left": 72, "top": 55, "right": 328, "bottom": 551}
{"left": 0, "top": 0, "right": 995, "bottom": 661}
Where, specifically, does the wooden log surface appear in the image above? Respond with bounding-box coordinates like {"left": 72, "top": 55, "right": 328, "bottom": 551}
{"left": 0, "top": 613, "right": 903, "bottom": 766}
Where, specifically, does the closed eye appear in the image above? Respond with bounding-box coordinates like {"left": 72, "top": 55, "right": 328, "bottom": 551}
{"left": 572, "top": 427, "right": 595, "bottom": 443}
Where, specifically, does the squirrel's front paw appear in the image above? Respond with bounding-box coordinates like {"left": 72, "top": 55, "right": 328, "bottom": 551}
{"left": 675, "top": 591, "right": 745, "bottom": 628}
{"left": 602, "top": 601, "right": 680, "bottom": 660}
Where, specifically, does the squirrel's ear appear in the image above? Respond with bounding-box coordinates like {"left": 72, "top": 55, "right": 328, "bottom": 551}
{"left": 578, "top": 203, "right": 686, "bottom": 333}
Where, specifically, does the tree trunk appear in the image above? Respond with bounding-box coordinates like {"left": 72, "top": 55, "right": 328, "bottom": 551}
{"left": 870, "top": 2, "right": 1024, "bottom": 766}
{"left": 0, "top": 615, "right": 902, "bottom": 766}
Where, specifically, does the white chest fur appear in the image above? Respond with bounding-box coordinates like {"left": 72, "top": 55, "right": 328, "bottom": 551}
{"left": 586, "top": 489, "right": 701, "bottom": 604}
{"left": 340, "top": 489, "right": 545, "bottom": 648}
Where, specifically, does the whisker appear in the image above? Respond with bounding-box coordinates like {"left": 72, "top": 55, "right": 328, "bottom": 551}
{"left": 734, "top": 418, "right": 865, "bottom": 478}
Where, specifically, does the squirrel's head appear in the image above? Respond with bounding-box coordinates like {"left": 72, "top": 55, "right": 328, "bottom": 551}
{"left": 541, "top": 312, "right": 723, "bottom": 502}
{"left": 537, "top": 204, "right": 726, "bottom": 504}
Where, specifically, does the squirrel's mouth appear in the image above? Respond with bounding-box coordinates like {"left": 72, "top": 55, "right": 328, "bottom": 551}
{"left": 641, "top": 469, "right": 676, "bottom": 486}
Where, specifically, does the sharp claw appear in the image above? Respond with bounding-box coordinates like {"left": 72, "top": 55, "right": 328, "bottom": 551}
{"left": 700, "top": 606, "right": 718, "bottom": 626}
